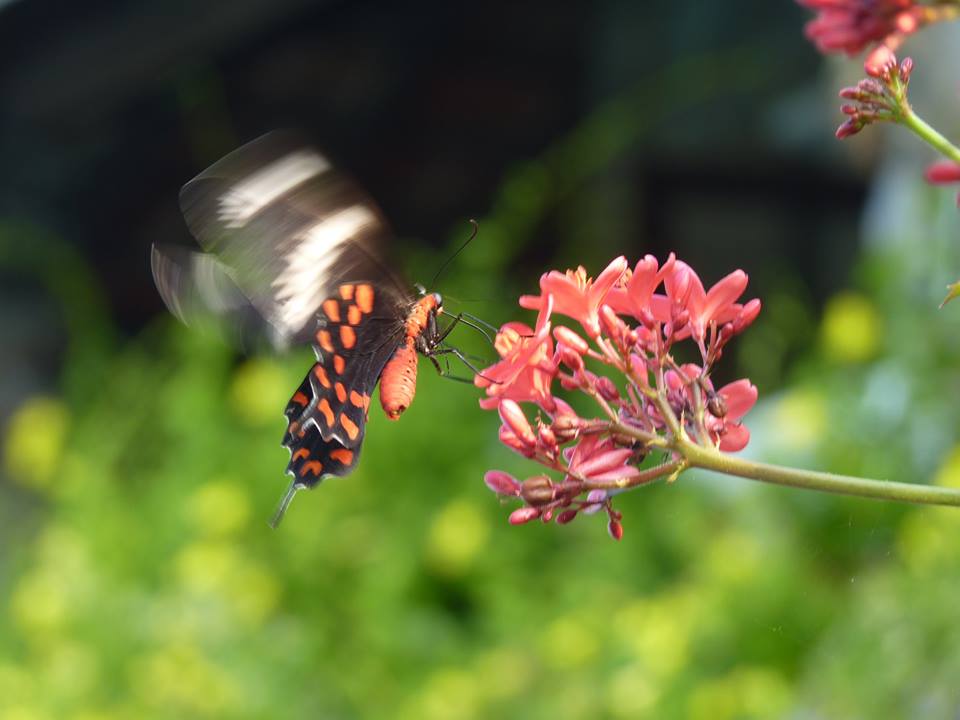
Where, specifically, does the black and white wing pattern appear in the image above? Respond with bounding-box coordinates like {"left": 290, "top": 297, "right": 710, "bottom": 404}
{"left": 152, "top": 131, "right": 405, "bottom": 350}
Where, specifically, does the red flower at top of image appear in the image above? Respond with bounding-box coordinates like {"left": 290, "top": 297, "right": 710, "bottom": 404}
{"left": 797, "top": 0, "right": 924, "bottom": 55}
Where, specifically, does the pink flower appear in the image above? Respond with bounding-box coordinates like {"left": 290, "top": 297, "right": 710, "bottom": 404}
{"left": 519, "top": 256, "right": 628, "bottom": 338}
{"left": 660, "top": 261, "right": 754, "bottom": 343}
{"left": 563, "top": 433, "right": 640, "bottom": 483}
{"left": 664, "top": 365, "right": 758, "bottom": 452}
{"left": 475, "top": 296, "right": 557, "bottom": 411}
{"left": 797, "top": 0, "right": 922, "bottom": 55}
{"left": 605, "top": 254, "right": 675, "bottom": 325}
{"left": 708, "top": 379, "right": 758, "bottom": 452}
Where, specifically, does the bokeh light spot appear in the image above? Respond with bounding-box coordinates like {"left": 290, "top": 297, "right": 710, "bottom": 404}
{"left": 3, "top": 396, "right": 69, "bottom": 491}
{"left": 821, "top": 291, "right": 881, "bottom": 363}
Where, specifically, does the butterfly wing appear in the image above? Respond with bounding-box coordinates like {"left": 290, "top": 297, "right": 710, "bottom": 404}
{"left": 282, "top": 282, "right": 407, "bottom": 486}
{"left": 153, "top": 131, "right": 407, "bottom": 349}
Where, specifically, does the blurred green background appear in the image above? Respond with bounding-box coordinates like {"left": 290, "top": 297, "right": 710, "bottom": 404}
{"left": 4, "top": 1, "right": 960, "bottom": 718}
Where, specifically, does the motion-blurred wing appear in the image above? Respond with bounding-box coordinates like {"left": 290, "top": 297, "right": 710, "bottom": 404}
{"left": 151, "top": 243, "right": 272, "bottom": 348}
{"left": 164, "top": 130, "right": 404, "bottom": 349}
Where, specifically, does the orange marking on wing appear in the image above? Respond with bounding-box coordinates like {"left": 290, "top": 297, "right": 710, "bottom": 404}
{"left": 317, "top": 330, "right": 334, "bottom": 353}
{"left": 333, "top": 355, "right": 345, "bottom": 374}
{"left": 330, "top": 448, "right": 354, "bottom": 465}
{"left": 340, "top": 325, "right": 357, "bottom": 349}
{"left": 350, "top": 390, "right": 365, "bottom": 408}
{"left": 356, "top": 284, "right": 374, "bottom": 313}
{"left": 340, "top": 414, "right": 360, "bottom": 441}
{"left": 292, "top": 447, "right": 310, "bottom": 461}
{"left": 335, "top": 382, "right": 347, "bottom": 403}
{"left": 347, "top": 305, "right": 362, "bottom": 325}
{"left": 322, "top": 299, "right": 341, "bottom": 323}
{"left": 317, "top": 398, "right": 335, "bottom": 427}
{"left": 363, "top": 394, "right": 370, "bottom": 414}
{"left": 292, "top": 391, "right": 309, "bottom": 407}
{"left": 314, "top": 364, "right": 331, "bottom": 388}
{"left": 339, "top": 284, "right": 355, "bottom": 301}
{"left": 301, "top": 461, "right": 324, "bottom": 477}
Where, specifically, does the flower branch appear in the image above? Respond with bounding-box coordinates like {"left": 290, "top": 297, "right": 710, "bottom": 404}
{"left": 475, "top": 256, "right": 960, "bottom": 540}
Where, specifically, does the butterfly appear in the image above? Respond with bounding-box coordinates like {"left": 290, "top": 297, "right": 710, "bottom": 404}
{"left": 152, "top": 131, "right": 469, "bottom": 522}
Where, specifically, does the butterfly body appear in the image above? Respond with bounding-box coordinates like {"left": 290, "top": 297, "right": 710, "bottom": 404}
{"left": 151, "top": 132, "right": 458, "bottom": 510}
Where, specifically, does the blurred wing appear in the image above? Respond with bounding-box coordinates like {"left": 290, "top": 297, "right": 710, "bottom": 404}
{"left": 168, "top": 130, "right": 405, "bottom": 348}
{"left": 150, "top": 243, "right": 276, "bottom": 348}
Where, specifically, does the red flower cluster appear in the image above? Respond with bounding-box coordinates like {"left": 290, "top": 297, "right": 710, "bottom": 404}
{"left": 798, "top": 0, "right": 925, "bottom": 55}
{"left": 476, "top": 256, "right": 760, "bottom": 539}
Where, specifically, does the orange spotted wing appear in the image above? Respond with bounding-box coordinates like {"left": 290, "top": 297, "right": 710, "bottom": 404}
{"left": 282, "top": 282, "right": 408, "bottom": 485}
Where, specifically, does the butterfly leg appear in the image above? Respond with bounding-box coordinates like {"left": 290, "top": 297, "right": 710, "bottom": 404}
{"left": 429, "top": 346, "right": 500, "bottom": 384}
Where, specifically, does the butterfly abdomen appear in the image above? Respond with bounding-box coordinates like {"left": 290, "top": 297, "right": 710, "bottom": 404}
{"left": 378, "top": 293, "right": 441, "bottom": 420}
{"left": 380, "top": 340, "right": 419, "bottom": 420}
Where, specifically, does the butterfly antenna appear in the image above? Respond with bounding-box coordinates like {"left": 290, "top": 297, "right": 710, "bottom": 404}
{"left": 461, "top": 311, "right": 499, "bottom": 335}
{"left": 455, "top": 315, "right": 495, "bottom": 345}
{"left": 269, "top": 480, "right": 304, "bottom": 528}
{"left": 429, "top": 219, "right": 479, "bottom": 289}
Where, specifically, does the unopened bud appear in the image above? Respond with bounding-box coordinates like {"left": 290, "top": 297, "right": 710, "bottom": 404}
{"left": 899, "top": 56, "right": 913, "bottom": 83}
{"left": 499, "top": 426, "right": 535, "bottom": 457}
{"left": 558, "top": 344, "right": 584, "bottom": 372}
{"left": 541, "top": 508, "right": 554, "bottom": 523}
{"left": 499, "top": 399, "right": 535, "bottom": 446}
{"left": 521, "top": 475, "right": 555, "bottom": 506}
{"left": 596, "top": 376, "right": 620, "bottom": 402}
{"left": 556, "top": 509, "right": 578, "bottom": 524}
{"left": 706, "top": 394, "right": 727, "bottom": 418}
{"left": 552, "top": 414, "right": 581, "bottom": 443}
{"left": 484, "top": 470, "right": 521, "bottom": 496}
{"left": 607, "top": 518, "right": 624, "bottom": 541}
{"left": 553, "top": 325, "right": 590, "bottom": 354}
{"left": 599, "top": 304, "right": 628, "bottom": 343}
{"left": 538, "top": 424, "right": 557, "bottom": 451}
{"left": 509, "top": 507, "right": 541, "bottom": 525}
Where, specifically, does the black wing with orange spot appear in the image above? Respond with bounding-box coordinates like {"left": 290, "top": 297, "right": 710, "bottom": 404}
{"left": 281, "top": 282, "right": 407, "bottom": 485}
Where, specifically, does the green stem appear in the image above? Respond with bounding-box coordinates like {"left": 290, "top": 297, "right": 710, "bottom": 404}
{"left": 680, "top": 440, "right": 960, "bottom": 507}
{"left": 902, "top": 108, "right": 960, "bottom": 164}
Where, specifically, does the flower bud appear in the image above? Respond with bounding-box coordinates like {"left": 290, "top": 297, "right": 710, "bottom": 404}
{"left": 899, "top": 56, "right": 913, "bottom": 83}
{"left": 552, "top": 414, "right": 581, "bottom": 443}
{"left": 541, "top": 509, "right": 554, "bottom": 523}
{"left": 596, "top": 376, "right": 620, "bottom": 402}
{"left": 484, "top": 470, "right": 521, "bottom": 496}
{"left": 499, "top": 426, "right": 535, "bottom": 457}
{"left": 607, "top": 518, "right": 624, "bottom": 541}
{"left": 599, "top": 304, "right": 628, "bottom": 343}
{"left": 499, "top": 399, "right": 535, "bottom": 446}
{"left": 556, "top": 509, "right": 578, "bottom": 524}
{"left": 509, "top": 507, "right": 541, "bottom": 525}
{"left": 537, "top": 424, "right": 558, "bottom": 452}
{"left": 706, "top": 394, "right": 727, "bottom": 418}
{"left": 553, "top": 325, "right": 590, "bottom": 354}
{"left": 558, "top": 344, "right": 584, "bottom": 372}
{"left": 521, "top": 474, "right": 555, "bottom": 506}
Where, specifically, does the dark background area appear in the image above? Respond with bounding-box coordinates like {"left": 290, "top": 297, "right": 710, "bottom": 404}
{"left": 0, "top": 0, "right": 862, "bottom": 347}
